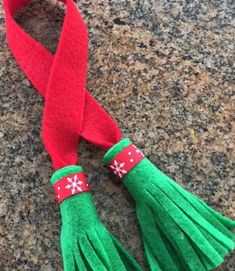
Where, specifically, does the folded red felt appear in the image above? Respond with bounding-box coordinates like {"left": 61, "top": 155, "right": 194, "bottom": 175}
{"left": 4, "top": 0, "right": 121, "bottom": 169}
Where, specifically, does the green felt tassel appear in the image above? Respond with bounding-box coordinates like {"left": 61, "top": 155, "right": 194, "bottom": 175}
{"left": 103, "top": 139, "right": 235, "bottom": 271}
{"left": 51, "top": 165, "right": 143, "bottom": 271}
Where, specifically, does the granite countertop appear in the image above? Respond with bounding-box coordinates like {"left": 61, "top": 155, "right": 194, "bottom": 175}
{"left": 0, "top": 0, "right": 234, "bottom": 270}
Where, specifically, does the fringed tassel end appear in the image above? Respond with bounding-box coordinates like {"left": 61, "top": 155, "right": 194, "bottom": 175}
{"left": 104, "top": 138, "right": 235, "bottom": 271}
{"left": 61, "top": 219, "right": 143, "bottom": 271}
{"left": 51, "top": 165, "right": 142, "bottom": 271}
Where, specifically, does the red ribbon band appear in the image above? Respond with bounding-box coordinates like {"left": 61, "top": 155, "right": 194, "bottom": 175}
{"left": 108, "top": 144, "right": 145, "bottom": 179}
{"left": 53, "top": 172, "right": 90, "bottom": 204}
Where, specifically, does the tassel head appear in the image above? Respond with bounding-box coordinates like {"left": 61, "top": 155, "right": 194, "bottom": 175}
{"left": 51, "top": 165, "right": 143, "bottom": 271}
{"left": 104, "top": 139, "right": 235, "bottom": 271}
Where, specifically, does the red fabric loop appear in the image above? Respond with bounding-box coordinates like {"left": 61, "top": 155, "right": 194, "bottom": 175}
{"left": 4, "top": 0, "right": 121, "bottom": 169}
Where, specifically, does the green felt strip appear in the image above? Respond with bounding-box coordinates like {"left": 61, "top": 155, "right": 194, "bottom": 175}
{"left": 87, "top": 226, "right": 111, "bottom": 269}
{"left": 137, "top": 204, "right": 183, "bottom": 271}
{"left": 157, "top": 226, "right": 188, "bottom": 271}
{"left": 188, "top": 237, "right": 211, "bottom": 270}
{"left": 167, "top": 178, "right": 235, "bottom": 240}
{"left": 73, "top": 244, "right": 87, "bottom": 271}
{"left": 150, "top": 181, "right": 234, "bottom": 250}
{"left": 143, "top": 239, "right": 162, "bottom": 271}
{"left": 92, "top": 224, "right": 127, "bottom": 270}
{"left": 103, "top": 138, "right": 235, "bottom": 271}
{"left": 191, "top": 193, "right": 235, "bottom": 228}
{"left": 147, "top": 185, "right": 224, "bottom": 269}
{"left": 62, "top": 251, "right": 76, "bottom": 271}
{"left": 51, "top": 165, "right": 143, "bottom": 271}
{"left": 152, "top": 165, "right": 235, "bottom": 230}
{"left": 193, "top": 225, "right": 227, "bottom": 269}
{"left": 147, "top": 188, "right": 208, "bottom": 271}
{"left": 110, "top": 234, "right": 143, "bottom": 271}
{"left": 50, "top": 165, "right": 83, "bottom": 185}
{"left": 79, "top": 231, "right": 107, "bottom": 271}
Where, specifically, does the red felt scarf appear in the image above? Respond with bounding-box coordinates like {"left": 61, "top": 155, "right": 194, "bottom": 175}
{"left": 4, "top": 0, "right": 122, "bottom": 169}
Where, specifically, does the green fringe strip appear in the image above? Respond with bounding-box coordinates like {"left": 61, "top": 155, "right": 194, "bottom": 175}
{"left": 103, "top": 139, "right": 235, "bottom": 271}
{"left": 51, "top": 165, "right": 142, "bottom": 271}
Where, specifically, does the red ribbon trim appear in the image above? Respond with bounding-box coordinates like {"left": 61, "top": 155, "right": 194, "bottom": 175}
{"left": 108, "top": 144, "right": 145, "bottom": 179}
{"left": 53, "top": 172, "right": 90, "bottom": 204}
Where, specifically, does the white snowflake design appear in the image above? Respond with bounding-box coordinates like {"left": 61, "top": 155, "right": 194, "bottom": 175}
{"left": 66, "top": 174, "right": 83, "bottom": 194}
{"left": 110, "top": 160, "right": 127, "bottom": 178}
{"left": 133, "top": 145, "right": 144, "bottom": 157}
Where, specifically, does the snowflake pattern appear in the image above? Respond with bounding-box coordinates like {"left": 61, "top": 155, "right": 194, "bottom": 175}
{"left": 110, "top": 160, "right": 127, "bottom": 178}
{"left": 133, "top": 145, "right": 144, "bottom": 157}
{"left": 66, "top": 174, "right": 83, "bottom": 194}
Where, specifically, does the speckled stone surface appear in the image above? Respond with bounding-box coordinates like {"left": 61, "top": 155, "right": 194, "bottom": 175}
{"left": 0, "top": 0, "right": 234, "bottom": 270}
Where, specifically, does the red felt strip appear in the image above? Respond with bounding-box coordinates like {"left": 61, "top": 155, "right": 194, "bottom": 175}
{"left": 4, "top": 0, "right": 121, "bottom": 169}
